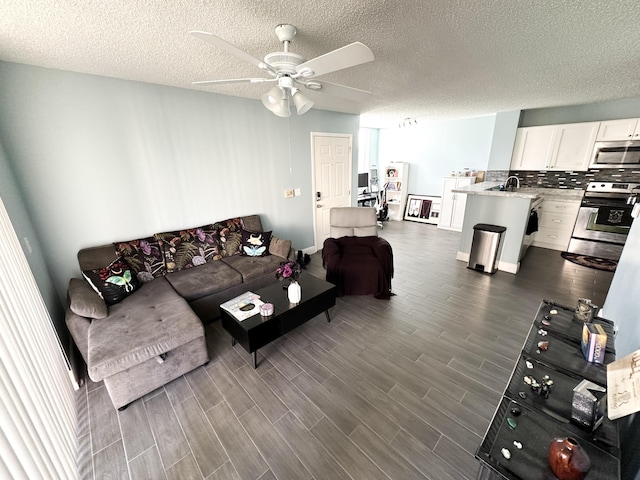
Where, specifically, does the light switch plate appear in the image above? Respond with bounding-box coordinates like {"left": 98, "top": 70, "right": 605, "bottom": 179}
{"left": 294, "top": 188, "right": 301, "bottom": 196}
{"left": 284, "top": 189, "right": 294, "bottom": 198}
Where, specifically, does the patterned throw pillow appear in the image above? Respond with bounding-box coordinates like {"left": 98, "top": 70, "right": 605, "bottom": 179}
{"left": 114, "top": 236, "right": 165, "bottom": 282}
{"left": 155, "top": 226, "right": 221, "bottom": 271}
{"left": 240, "top": 229, "right": 272, "bottom": 257}
{"left": 82, "top": 258, "right": 140, "bottom": 306}
{"left": 212, "top": 218, "right": 243, "bottom": 257}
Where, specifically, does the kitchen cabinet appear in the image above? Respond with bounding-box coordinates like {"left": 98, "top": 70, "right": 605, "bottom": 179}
{"left": 438, "top": 176, "right": 475, "bottom": 231}
{"left": 532, "top": 198, "right": 581, "bottom": 251}
{"left": 596, "top": 118, "right": 640, "bottom": 140}
{"left": 383, "top": 162, "right": 409, "bottom": 221}
{"left": 510, "top": 125, "right": 556, "bottom": 170}
{"left": 511, "top": 122, "right": 599, "bottom": 171}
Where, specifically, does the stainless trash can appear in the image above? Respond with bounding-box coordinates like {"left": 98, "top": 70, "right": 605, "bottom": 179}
{"left": 468, "top": 224, "right": 506, "bottom": 274}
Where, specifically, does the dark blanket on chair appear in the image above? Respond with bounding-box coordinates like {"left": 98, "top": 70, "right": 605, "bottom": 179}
{"left": 322, "top": 236, "right": 394, "bottom": 299}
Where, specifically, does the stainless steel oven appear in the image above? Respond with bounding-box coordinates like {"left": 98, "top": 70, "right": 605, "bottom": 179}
{"left": 568, "top": 182, "right": 640, "bottom": 260}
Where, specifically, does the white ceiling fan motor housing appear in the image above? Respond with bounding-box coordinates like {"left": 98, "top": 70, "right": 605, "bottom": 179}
{"left": 265, "top": 24, "right": 307, "bottom": 75}
{"left": 263, "top": 52, "right": 305, "bottom": 75}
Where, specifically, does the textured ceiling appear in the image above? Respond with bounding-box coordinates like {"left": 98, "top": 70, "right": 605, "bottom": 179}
{"left": 1, "top": 0, "right": 639, "bottom": 127}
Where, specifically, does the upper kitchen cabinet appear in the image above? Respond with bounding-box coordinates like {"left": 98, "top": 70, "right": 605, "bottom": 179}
{"left": 510, "top": 122, "right": 599, "bottom": 171}
{"left": 510, "top": 125, "right": 555, "bottom": 170}
{"left": 596, "top": 118, "right": 640, "bottom": 140}
{"left": 552, "top": 123, "right": 600, "bottom": 170}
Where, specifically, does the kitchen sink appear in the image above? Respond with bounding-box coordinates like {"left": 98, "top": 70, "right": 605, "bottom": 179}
{"left": 486, "top": 184, "right": 520, "bottom": 192}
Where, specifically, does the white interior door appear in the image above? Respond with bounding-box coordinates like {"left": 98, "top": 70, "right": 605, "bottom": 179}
{"left": 312, "top": 133, "right": 352, "bottom": 249}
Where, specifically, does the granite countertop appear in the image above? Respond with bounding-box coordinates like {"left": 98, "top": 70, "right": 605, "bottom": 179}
{"left": 452, "top": 181, "right": 585, "bottom": 201}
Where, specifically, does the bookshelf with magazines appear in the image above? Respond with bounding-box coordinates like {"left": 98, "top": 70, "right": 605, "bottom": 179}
{"left": 384, "top": 162, "right": 409, "bottom": 221}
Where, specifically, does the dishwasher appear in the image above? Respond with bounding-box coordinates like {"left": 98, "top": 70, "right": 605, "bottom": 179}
{"left": 520, "top": 197, "right": 543, "bottom": 260}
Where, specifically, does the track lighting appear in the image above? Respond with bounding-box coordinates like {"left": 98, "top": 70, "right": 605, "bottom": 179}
{"left": 399, "top": 117, "right": 418, "bottom": 128}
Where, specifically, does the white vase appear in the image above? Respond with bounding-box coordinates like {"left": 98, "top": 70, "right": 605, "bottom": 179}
{"left": 287, "top": 280, "right": 301, "bottom": 304}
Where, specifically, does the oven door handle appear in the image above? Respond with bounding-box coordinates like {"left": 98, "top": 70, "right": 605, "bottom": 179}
{"left": 581, "top": 199, "right": 632, "bottom": 209}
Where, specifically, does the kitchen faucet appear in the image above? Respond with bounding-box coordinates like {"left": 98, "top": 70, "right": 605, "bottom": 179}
{"left": 505, "top": 176, "right": 520, "bottom": 192}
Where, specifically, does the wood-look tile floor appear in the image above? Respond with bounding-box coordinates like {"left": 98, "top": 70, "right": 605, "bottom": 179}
{"left": 75, "top": 220, "right": 614, "bottom": 480}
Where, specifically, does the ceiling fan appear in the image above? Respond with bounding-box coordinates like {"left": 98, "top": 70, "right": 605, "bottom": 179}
{"left": 190, "top": 24, "right": 374, "bottom": 117}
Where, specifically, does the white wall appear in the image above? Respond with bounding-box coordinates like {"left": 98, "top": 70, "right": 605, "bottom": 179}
{"left": 487, "top": 110, "right": 520, "bottom": 171}
{"left": 597, "top": 207, "right": 640, "bottom": 480}
{"left": 377, "top": 115, "right": 496, "bottom": 197}
{"left": 520, "top": 97, "right": 640, "bottom": 127}
{"left": 601, "top": 218, "right": 640, "bottom": 358}
{"left": 0, "top": 61, "right": 359, "bottom": 303}
{"left": 0, "top": 140, "right": 66, "bottom": 347}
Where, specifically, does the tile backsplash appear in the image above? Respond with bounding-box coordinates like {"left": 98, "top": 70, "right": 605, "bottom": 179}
{"left": 484, "top": 170, "right": 509, "bottom": 182}
{"left": 490, "top": 169, "right": 640, "bottom": 190}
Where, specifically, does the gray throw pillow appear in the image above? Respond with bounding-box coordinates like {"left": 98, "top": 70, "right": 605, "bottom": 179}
{"left": 269, "top": 236, "right": 292, "bottom": 259}
{"left": 68, "top": 278, "right": 108, "bottom": 319}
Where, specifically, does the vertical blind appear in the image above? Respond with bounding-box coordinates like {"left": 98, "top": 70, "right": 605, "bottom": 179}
{"left": 0, "top": 197, "right": 76, "bottom": 479}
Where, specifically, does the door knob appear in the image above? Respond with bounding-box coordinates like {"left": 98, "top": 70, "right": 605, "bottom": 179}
{"left": 316, "top": 204, "right": 323, "bottom": 208}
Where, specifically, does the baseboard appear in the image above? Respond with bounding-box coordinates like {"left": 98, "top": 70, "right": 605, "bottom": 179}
{"left": 438, "top": 225, "right": 462, "bottom": 232}
{"left": 497, "top": 260, "right": 520, "bottom": 274}
{"left": 456, "top": 251, "right": 469, "bottom": 262}
{"left": 456, "top": 251, "right": 519, "bottom": 274}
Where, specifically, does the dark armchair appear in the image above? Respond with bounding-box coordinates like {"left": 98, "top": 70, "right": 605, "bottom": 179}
{"left": 322, "top": 207, "right": 393, "bottom": 299}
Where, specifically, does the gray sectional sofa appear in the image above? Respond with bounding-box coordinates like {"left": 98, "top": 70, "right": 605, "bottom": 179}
{"left": 65, "top": 214, "right": 294, "bottom": 409}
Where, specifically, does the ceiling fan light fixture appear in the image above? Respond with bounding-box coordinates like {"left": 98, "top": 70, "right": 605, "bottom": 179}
{"left": 292, "top": 88, "right": 314, "bottom": 115}
{"left": 192, "top": 24, "right": 375, "bottom": 119}
{"left": 262, "top": 86, "right": 282, "bottom": 106}
{"left": 262, "top": 87, "right": 291, "bottom": 117}
{"left": 272, "top": 102, "right": 291, "bottom": 117}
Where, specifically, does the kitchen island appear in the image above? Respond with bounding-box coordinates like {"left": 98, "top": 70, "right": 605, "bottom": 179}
{"left": 453, "top": 182, "right": 583, "bottom": 273}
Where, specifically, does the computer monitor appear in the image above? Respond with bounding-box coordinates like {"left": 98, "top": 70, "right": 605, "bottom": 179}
{"left": 358, "top": 172, "right": 369, "bottom": 190}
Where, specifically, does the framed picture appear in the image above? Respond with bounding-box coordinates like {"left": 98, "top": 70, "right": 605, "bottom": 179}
{"left": 404, "top": 194, "right": 441, "bottom": 224}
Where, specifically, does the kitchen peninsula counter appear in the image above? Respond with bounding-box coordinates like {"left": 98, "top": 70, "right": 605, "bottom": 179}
{"left": 454, "top": 182, "right": 584, "bottom": 273}
{"left": 453, "top": 181, "right": 584, "bottom": 201}
{"left": 454, "top": 183, "right": 583, "bottom": 274}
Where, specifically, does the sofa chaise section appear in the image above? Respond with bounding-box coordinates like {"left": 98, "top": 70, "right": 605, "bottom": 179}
{"left": 66, "top": 277, "right": 207, "bottom": 409}
{"left": 89, "top": 278, "right": 206, "bottom": 409}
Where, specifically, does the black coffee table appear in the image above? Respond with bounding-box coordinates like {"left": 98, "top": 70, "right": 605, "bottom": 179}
{"left": 220, "top": 274, "right": 337, "bottom": 368}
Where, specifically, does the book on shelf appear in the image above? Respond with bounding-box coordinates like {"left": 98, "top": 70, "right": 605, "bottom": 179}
{"left": 220, "top": 292, "right": 264, "bottom": 321}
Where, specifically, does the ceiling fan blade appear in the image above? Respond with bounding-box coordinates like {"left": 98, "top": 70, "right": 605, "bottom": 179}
{"left": 308, "top": 81, "right": 372, "bottom": 102}
{"left": 190, "top": 31, "right": 264, "bottom": 69}
{"left": 296, "top": 42, "right": 374, "bottom": 77}
{"left": 192, "top": 78, "right": 273, "bottom": 86}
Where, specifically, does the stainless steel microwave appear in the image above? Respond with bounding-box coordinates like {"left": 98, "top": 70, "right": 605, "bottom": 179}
{"left": 591, "top": 140, "right": 640, "bottom": 168}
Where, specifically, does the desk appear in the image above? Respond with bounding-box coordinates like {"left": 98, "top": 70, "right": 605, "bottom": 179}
{"left": 357, "top": 193, "right": 377, "bottom": 207}
{"left": 476, "top": 300, "right": 619, "bottom": 480}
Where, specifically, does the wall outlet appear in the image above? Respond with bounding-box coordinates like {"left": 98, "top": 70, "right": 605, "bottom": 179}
{"left": 284, "top": 189, "right": 294, "bottom": 198}
{"left": 23, "top": 237, "right": 33, "bottom": 254}
{"left": 294, "top": 188, "right": 301, "bottom": 197}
